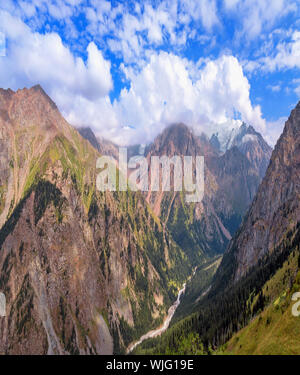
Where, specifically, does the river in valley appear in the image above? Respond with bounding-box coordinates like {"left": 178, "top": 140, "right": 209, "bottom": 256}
{"left": 127, "top": 268, "right": 198, "bottom": 354}
{"left": 127, "top": 282, "right": 187, "bottom": 354}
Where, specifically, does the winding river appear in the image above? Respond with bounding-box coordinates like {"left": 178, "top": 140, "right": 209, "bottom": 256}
{"left": 127, "top": 281, "right": 188, "bottom": 354}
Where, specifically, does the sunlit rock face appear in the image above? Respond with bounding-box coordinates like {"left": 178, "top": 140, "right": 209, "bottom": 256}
{"left": 0, "top": 86, "right": 191, "bottom": 354}
{"left": 218, "top": 101, "right": 300, "bottom": 282}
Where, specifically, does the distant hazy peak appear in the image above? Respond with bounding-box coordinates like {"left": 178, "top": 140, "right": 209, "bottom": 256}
{"left": 210, "top": 122, "right": 266, "bottom": 152}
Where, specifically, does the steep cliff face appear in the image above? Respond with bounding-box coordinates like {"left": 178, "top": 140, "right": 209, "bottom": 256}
{"left": 0, "top": 86, "right": 190, "bottom": 354}
{"left": 208, "top": 146, "right": 262, "bottom": 235}
{"left": 216, "top": 101, "right": 300, "bottom": 283}
{"left": 144, "top": 124, "right": 230, "bottom": 263}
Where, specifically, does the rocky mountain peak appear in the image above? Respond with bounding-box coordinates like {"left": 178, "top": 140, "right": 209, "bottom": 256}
{"left": 218, "top": 101, "right": 300, "bottom": 282}
{"left": 149, "top": 123, "right": 193, "bottom": 154}
{"left": 29, "top": 84, "right": 58, "bottom": 109}
{"left": 0, "top": 85, "right": 62, "bottom": 135}
{"left": 78, "top": 127, "right": 100, "bottom": 151}
{"left": 210, "top": 122, "right": 272, "bottom": 179}
{"left": 210, "top": 122, "right": 269, "bottom": 151}
{"left": 0, "top": 84, "right": 192, "bottom": 355}
{"left": 146, "top": 123, "right": 217, "bottom": 159}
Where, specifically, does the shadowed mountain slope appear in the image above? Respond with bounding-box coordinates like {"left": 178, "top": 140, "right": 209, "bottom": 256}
{"left": 0, "top": 86, "right": 191, "bottom": 354}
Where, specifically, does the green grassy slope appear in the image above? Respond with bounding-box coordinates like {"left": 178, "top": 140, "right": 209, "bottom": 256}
{"left": 220, "top": 252, "right": 300, "bottom": 355}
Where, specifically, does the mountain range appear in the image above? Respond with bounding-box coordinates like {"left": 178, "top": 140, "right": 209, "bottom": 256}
{"left": 133, "top": 100, "right": 300, "bottom": 355}
{"left": 0, "top": 86, "right": 191, "bottom": 354}
{"left": 1, "top": 84, "right": 298, "bottom": 355}
{"left": 80, "top": 120, "right": 272, "bottom": 263}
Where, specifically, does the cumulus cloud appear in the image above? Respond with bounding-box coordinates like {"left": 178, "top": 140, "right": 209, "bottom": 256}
{"left": 2, "top": 3, "right": 292, "bottom": 147}
{"left": 107, "top": 53, "right": 266, "bottom": 145}
{"left": 0, "top": 8, "right": 267, "bottom": 146}
{"left": 0, "top": 10, "right": 112, "bottom": 100}
{"left": 0, "top": 9, "right": 118, "bottom": 141}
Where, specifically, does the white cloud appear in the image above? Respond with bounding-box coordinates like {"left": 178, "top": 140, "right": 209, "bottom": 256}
{"left": 223, "top": 0, "right": 239, "bottom": 8}
{"left": 108, "top": 52, "right": 266, "bottom": 145}
{"left": 0, "top": 9, "right": 112, "bottom": 101}
{"left": 1, "top": 5, "right": 287, "bottom": 147}
{"left": 295, "top": 86, "right": 300, "bottom": 97}
{"left": 83, "top": 0, "right": 219, "bottom": 64}
{"left": 0, "top": 9, "right": 267, "bottom": 146}
{"left": 259, "top": 30, "right": 300, "bottom": 72}
{"left": 265, "top": 117, "right": 286, "bottom": 146}
{"left": 267, "top": 84, "right": 281, "bottom": 92}
{"left": 293, "top": 78, "right": 300, "bottom": 96}
{"left": 0, "top": 9, "right": 117, "bottom": 142}
{"left": 181, "top": 0, "right": 219, "bottom": 31}
{"left": 223, "top": 0, "right": 298, "bottom": 40}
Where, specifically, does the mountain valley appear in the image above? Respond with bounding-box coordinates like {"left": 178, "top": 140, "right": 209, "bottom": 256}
{"left": 0, "top": 85, "right": 298, "bottom": 356}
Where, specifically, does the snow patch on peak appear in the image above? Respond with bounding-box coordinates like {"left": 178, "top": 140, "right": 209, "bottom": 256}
{"left": 210, "top": 121, "right": 260, "bottom": 152}
{"left": 242, "top": 134, "right": 258, "bottom": 144}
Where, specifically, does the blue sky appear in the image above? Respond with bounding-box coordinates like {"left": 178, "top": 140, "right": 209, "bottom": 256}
{"left": 0, "top": 0, "right": 299, "bottom": 145}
